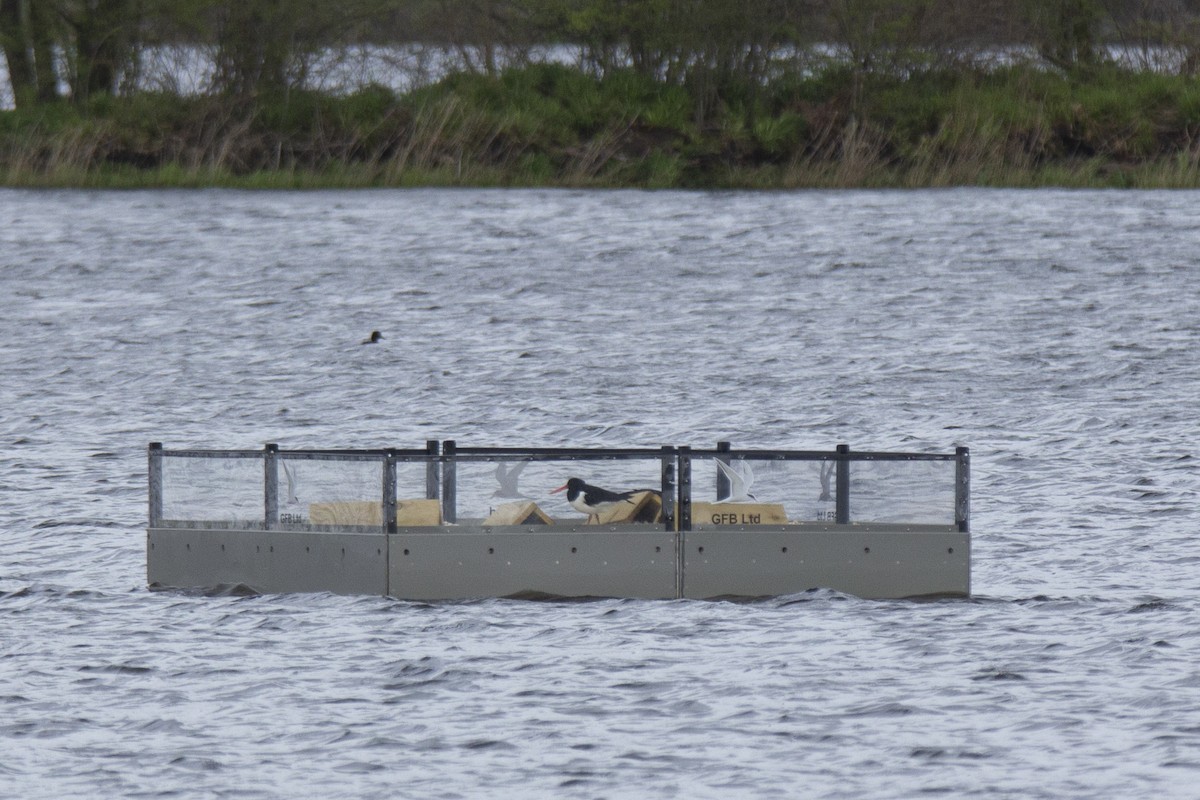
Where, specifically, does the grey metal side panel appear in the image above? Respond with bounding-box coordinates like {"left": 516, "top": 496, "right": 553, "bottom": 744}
{"left": 682, "top": 527, "right": 970, "bottom": 599}
{"left": 147, "top": 528, "right": 388, "bottom": 595}
{"left": 147, "top": 525, "right": 970, "bottom": 600}
{"left": 389, "top": 527, "right": 678, "bottom": 600}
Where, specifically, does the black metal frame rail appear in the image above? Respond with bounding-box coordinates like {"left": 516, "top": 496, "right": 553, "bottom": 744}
{"left": 148, "top": 441, "right": 969, "bottom": 533}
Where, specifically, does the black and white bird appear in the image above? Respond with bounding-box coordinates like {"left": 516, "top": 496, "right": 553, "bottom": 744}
{"left": 714, "top": 459, "right": 757, "bottom": 503}
{"left": 361, "top": 330, "right": 383, "bottom": 344}
{"left": 551, "top": 477, "right": 637, "bottom": 523}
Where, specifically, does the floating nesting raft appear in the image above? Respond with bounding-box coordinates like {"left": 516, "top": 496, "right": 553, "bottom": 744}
{"left": 147, "top": 441, "right": 971, "bottom": 600}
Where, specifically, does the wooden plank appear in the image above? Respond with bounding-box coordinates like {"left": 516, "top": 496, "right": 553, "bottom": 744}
{"left": 309, "top": 500, "right": 380, "bottom": 526}
{"left": 483, "top": 501, "right": 553, "bottom": 526}
{"left": 309, "top": 498, "right": 442, "bottom": 527}
{"left": 690, "top": 501, "right": 788, "bottom": 527}
{"left": 396, "top": 498, "right": 443, "bottom": 526}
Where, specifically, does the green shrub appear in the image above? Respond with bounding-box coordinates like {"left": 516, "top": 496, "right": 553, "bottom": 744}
{"left": 6, "top": 61, "right": 1200, "bottom": 188}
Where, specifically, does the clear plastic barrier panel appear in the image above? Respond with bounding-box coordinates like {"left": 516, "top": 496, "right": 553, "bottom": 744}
{"left": 454, "top": 457, "right": 665, "bottom": 524}
{"left": 279, "top": 454, "right": 385, "bottom": 527}
{"left": 692, "top": 458, "right": 838, "bottom": 522}
{"left": 160, "top": 454, "right": 262, "bottom": 527}
{"left": 690, "top": 456, "right": 955, "bottom": 525}
{"left": 849, "top": 459, "right": 956, "bottom": 525}
{"left": 152, "top": 446, "right": 962, "bottom": 530}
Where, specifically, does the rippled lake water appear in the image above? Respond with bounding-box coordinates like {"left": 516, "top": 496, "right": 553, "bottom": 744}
{"left": 2, "top": 187, "right": 1199, "bottom": 798}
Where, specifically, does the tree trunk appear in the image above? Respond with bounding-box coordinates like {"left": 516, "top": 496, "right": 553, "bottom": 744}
{"left": 73, "top": 0, "right": 131, "bottom": 101}
{"left": 30, "top": 0, "right": 57, "bottom": 101}
{"left": 0, "top": 0, "right": 37, "bottom": 108}
{"left": 213, "top": 1, "right": 294, "bottom": 97}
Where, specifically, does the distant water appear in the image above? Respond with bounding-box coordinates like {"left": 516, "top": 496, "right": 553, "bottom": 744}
{"left": 2, "top": 188, "right": 1199, "bottom": 798}
{"left": 0, "top": 44, "right": 575, "bottom": 110}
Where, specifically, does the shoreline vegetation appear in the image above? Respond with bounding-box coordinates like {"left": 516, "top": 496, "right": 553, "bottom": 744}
{"left": 4, "top": 2, "right": 1200, "bottom": 189}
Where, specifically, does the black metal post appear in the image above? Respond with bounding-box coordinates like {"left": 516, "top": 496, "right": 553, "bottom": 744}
{"left": 383, "top": 450, "right": 398, "bottom": 534}
{"left": 441, "top": 439, "right": 457, "bottom": 524}
{"left": 660, "top": 445, "right": 676, "bottom": 532}
{"left": 678, "top": 446, "right": 692, "bottom": 532}
{"left": 715, "top": 440, "right": 731, "bottom": 501}
{"left": 835, "top": 444, "right": 850, "bottom": 524}
{"left": 425, "top": 439, "right": 440, "bottom": 500}
{"left": 264, "top": 443, "right": 279, "bottom": 530}
{"left": 148, "top": 442, "right": 163, "bottom": 527}
{"left": 955, "top": 446, "right": 970, "bottom": 533}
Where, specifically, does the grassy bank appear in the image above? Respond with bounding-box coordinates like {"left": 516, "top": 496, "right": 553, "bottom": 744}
{"left": 4, "top": 63, "right": 1200, "bottom": 188}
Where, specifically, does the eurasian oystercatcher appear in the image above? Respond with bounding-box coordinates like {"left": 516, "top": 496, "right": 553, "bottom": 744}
{"left": 714, "top": 459, "right": 757, "bottom": 503}
{"left": 551, "top": 477, "right": 637, "bottom": 523}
